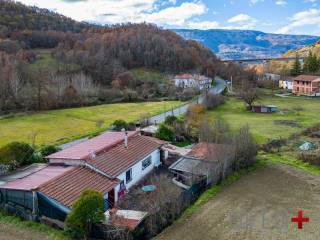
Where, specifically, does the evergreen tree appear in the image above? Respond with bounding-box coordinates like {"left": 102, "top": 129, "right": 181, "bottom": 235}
{"left": 304, "top": 51, "right": 319, "bottom": 73}
{"left": 65, "top": 189, "right": 105, "bottom": 239}
{"left": 291, "top": 55, "right": 302, "bottom": 76}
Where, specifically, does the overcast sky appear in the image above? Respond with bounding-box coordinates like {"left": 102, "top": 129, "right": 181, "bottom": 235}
{"left": 18, "top": 0, "right": 320, "bottom": 35}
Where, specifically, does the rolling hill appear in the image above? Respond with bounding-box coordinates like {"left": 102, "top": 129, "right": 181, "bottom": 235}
{"left": 283, "top": 40, "right": 320, "bottom": 58}
{"left": 173, "top": 29, "right": 320, "bottom": 60}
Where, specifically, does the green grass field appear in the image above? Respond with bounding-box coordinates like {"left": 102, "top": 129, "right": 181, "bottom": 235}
{"left": 29, "top": 52, "right": 80, "bottom": 72}
{"left": 130, "top": 68, "right": 169, "bottom": 84}
{"left": 207, "top": 95, "right": 320, "bottom": 143}
{"left": 0, "top": 101, "right": 182, "bottom": 147}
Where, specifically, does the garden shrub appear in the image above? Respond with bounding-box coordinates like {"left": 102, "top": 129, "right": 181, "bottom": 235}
{"left": 156, "top": 124, "right": 175, "bottom": 142}
{"left": 65, "top": 189, "right": 105, "bottom": 239}
{"left": 0, "top": 142, "right": 35, "bottom": 169}
{"left": 40, "top": 145, "right": 61, "bottom": 157}
{"left": 112, "top": 119, "right": 128, "bottom": 131}
{"left": 164, "top": 115, "right": 178, "bottom": 126}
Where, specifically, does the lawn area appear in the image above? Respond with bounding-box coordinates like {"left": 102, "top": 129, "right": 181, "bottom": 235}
{"left": 0, "top": 101, "right": 182, "bottom": 147}
{"left": 207, "top": 95, "right": 320, "bottom": 143}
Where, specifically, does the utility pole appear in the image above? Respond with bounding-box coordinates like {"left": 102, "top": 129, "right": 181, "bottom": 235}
{"left": 231, "top": 75, "right": 233, "bottom": 92}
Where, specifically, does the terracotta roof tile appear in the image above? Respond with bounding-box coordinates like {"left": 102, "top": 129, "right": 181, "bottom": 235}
{"left": 293, "top": 75, "right": 320, "bottom": 82}
{"left": 175, "top": 74, "right": 193, "bottom": 79}
{"left": 88, "top": 135, "right": 163, "bottom": 177}
{"left": 39, "top": 167, "right": 119, "bottom": 208}
{"left": 187, "top": 143, "right": 232, "bottom": 161}
{"left": 47, "top": 131, "right": 137, "bottom": 160}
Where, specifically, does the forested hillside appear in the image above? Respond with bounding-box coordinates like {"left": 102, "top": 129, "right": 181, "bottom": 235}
{"left": 0, "top": 0, "right": 87, "bottom": 32}
{"left": 284, "top": 41, "right": 320, "bottom": 58}
{"left": 54, "top": 24, "right": 219, "bottom": 85}
{"left": 0, "top": 1, "right": 250, "bottom": 113}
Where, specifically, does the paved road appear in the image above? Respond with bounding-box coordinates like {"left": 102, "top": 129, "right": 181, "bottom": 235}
{"left": 148, "top": 77, "right": 227, "bottom": 124}
{"left": 209, "top": 77, "right": 227, "bottom": 95}
{"left": 59, "top": 78, "right": 226, "bottom": 149}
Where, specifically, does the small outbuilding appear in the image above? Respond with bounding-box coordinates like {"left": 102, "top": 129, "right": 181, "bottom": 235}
{"left": 299, "top": 141, "right": 316, "bottom": 151}
{"left": 169, "top": 143, "right": 233, "bottom": 186}
{"left": 251, "top": 105, "right": 278, "bottom": 113}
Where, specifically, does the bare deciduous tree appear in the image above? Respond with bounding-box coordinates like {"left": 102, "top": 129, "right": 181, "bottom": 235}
{"left": 203, "top": 93, "right": 225, "bottom": 110}
{"left": 199, "top": 118, "right": 231, "bottom": 144}
{"left": 233, "top": 125, "right": 258, "bottom": 170}
{"left": 238, "top": 82, "right": 260, "bottom": 110}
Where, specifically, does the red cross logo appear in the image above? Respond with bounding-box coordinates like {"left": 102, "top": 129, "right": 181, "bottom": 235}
{"left": 291, "top": 210, "right": 310, "bottom": 229}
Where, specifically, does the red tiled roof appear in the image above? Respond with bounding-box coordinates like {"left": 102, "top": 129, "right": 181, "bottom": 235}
{"left": 88, "top": 135, "right": 163, "bottom": 177}
{"left": 111, "top": 218, "right": 140, "bottom": 230}
{"left": 187, "top": 143, "right": 231, "bottom": 161}
{"left": 47, "top": 131, "right": 137, "bottom": 160}
{"left": 0, "top": 165, "right": 75, "bottom": 191}
{"left": 293, "top": 75, "right": 320, "bottom": 82}
{"left": 175, "top": 74, "right": 193, "bottom": 79}
{"left": 39, "top": 167, "right": 119, "bottom": 208}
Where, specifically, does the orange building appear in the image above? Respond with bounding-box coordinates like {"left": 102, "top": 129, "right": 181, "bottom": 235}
{"left": 292, "top": 75, "right": 320, "bottom": 96}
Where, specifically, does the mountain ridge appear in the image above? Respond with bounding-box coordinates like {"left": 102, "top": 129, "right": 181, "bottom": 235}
{"left": 173, "top": 29, "right": 320, "bottom": 60}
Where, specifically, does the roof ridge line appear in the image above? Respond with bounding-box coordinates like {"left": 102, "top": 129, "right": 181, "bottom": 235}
{"left": 83, "top": 162, "right": 116, "bottom": 180}
{"left": 85, "top": 131, "right": 140, "bottom": 159}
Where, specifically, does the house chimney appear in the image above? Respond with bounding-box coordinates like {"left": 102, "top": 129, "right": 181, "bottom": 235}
{"left": 124, "top": 131, "right": 128, "bottom": 148}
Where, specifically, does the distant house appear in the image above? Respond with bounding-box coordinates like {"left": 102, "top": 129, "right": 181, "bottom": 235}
{"left": 264, "top": 73, "right": 281, "bottom": 81}
{"left": 251, "top": 105, "right": 278, "bottom": 113}
{"left": 292, "top": 75, "right": 320, "bottom": 96}
{"left": 173, "top": 74, "right": 212, "bottom": 90}
{"left": 0, "top": 131, "right": 167, "bottom": 221}
{"left": 279, "top": 77, "right": 293, "bottom": 91}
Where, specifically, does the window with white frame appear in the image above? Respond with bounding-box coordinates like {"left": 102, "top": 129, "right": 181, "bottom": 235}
{"left": 142, "top": 156, "right": 152, "bottom": 170}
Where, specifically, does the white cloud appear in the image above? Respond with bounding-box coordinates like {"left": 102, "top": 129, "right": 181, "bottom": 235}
{"left": 168, "top": 0, "right": 177, "bottom": 4}
{"left": 19, "top": 0, "right": 157, "bottom": 22}
{"left": 145, "top": 2, "right": 207, "bottom": 27}
{"left": 188, "top": 20, "right": 220, "bottom": 29}
{"left": 17, "top": 0, "right": 214, "bottom": 29}
{"left": 228, "top": 13, "right": 254, "bottom": 23}
{"left": 249, "top": 0, "right": 264, "bottom": 5}
{"left": 226, "top": 13, "right": 257, "bottom": 29}
{"left": 276, "top": 8, "right": 320, "bottom": 34}
{"left": 275, "top": 0, "right": 287, "bottom": 6}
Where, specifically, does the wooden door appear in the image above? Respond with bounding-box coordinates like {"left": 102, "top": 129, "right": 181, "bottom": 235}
{"left": 108, "top": 189, "right": 115, "bottom": 208}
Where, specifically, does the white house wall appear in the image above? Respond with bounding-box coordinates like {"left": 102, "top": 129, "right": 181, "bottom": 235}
{"left": 114, "top": 149, "right": 160, "bottom": 202}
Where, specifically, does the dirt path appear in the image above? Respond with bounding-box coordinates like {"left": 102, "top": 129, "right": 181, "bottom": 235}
{"left": 157, "top": 164, "right": 320, "bottom": 240}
